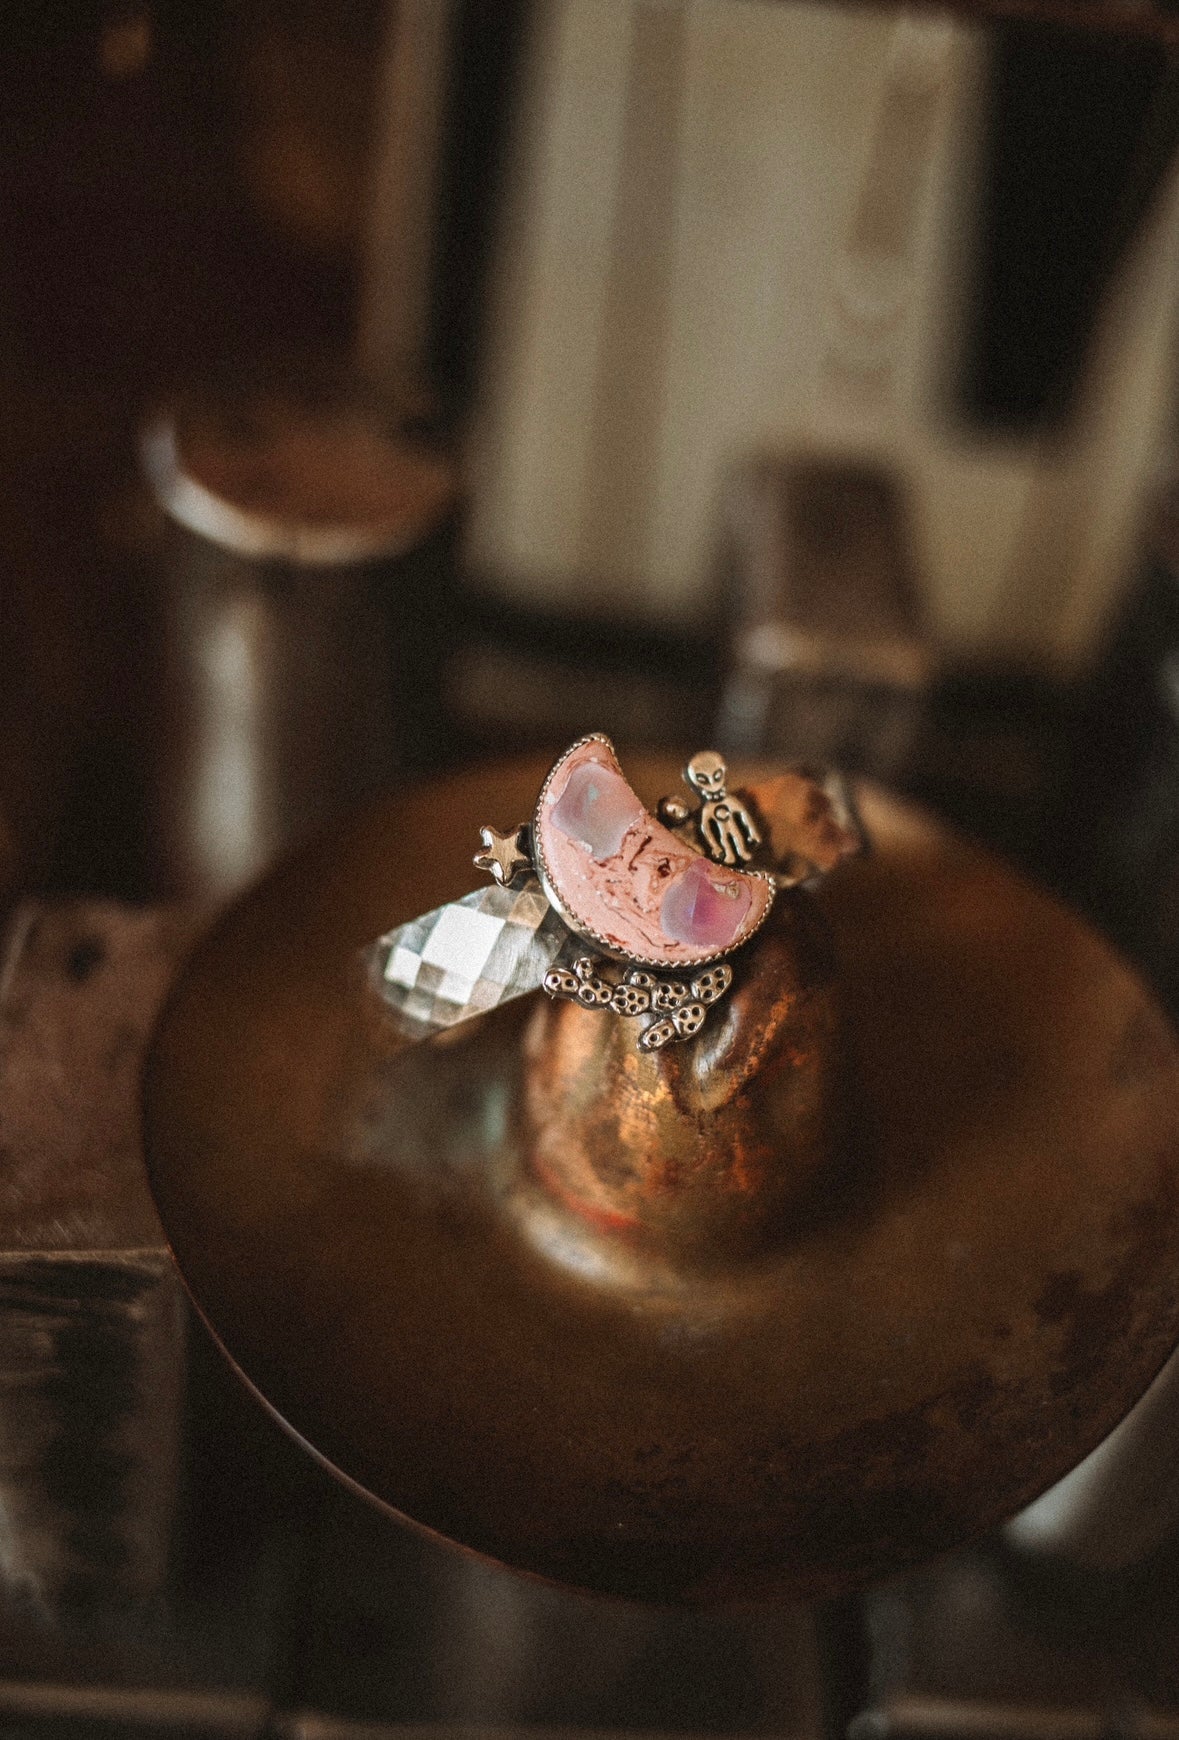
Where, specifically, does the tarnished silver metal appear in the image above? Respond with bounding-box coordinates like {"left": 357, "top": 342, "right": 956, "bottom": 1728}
{"left": 684, "top": 750, "right": 763, "bottom": 866}
{"left": 656, "top": 794, "right": 692, "bottom": 828}
{"left": 542, "top": 955, "right": 733, "bottom": 1049}
{"left": 473, "top": 823, "right": 531, "bottom": 887}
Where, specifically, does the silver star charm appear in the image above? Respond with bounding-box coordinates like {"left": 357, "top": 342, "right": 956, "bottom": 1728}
{"left": 474, "top": 824, "right": 532, "bottom": 887}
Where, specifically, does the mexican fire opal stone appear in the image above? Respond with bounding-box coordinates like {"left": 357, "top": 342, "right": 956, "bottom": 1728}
{"left": 550, "top": 760, "right": 643, "bottom": 863}
{"left": 533, "top": 736, "right": 773, "bottom": 968}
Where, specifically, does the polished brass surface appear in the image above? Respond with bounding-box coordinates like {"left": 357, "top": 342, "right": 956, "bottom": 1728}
{"left": 145, "top": 757, "right": 1179, "bottom": 1603}
{"left": 511, "top": 895, "right": 839, "bottom": 1281}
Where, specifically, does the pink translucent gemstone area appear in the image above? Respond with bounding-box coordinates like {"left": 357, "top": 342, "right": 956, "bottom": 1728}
{"left": 660, "top": 855, "right": 752, "bottom": 952}
{"left": 550, "top": 760, "right": 644, "bottom": 863}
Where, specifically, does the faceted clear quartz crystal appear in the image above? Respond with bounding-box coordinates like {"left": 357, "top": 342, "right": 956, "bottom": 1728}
{"left": 660, "top": 855, "right": 752, "bottom": 952}
{"left": 550, "top": 762, "right": 644, "bottom": 863}
{"left": 372, "top": 877, "right": 568, "bottom": 1035}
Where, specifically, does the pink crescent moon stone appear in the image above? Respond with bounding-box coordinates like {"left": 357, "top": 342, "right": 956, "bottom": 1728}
{"left": 535, "top": 738, "right": 773, "bottom": 968}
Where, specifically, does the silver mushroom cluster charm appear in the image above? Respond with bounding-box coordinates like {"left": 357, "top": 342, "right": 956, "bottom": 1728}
{"left": 543, "top": 955, "right": 734, "bottom": 1051}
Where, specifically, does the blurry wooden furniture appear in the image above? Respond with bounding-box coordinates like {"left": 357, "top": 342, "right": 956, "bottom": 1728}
{"left": 0, "top": 900, "right": 198, "bottom": 1619}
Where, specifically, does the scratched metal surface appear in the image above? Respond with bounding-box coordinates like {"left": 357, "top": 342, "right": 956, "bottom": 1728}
{"left": 0, "top": 902, "right": 198, "bottom": 1251}
{"left": 0, "top": 902, "right": 196, "bottom": 1612}
{"left": 145, "top": 760, "right": 1179, "bottom": 1602}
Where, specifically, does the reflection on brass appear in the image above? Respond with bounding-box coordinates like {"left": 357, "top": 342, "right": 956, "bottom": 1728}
{"left": 512, "top": 894, "right": 839, "bottom": 1284}
{"left": 145, "top": 756, "right": 1179, "bottom": 1603}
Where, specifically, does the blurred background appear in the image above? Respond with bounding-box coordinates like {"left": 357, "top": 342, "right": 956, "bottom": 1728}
{"left": 7, "top": 0, "right": 1179, "bottom": 1734}
{"left": 10, "top": 0, "right": 1179, "bottom": 959}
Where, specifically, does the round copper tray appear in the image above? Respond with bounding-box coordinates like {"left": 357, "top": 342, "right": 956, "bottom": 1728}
{"left": 144, "top": 758, "right": 1179, "bottom": 1602}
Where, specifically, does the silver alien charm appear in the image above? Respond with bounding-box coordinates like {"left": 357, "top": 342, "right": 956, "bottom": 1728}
{"left": 683, "top": 751, "right": 763, "bottom": 867}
